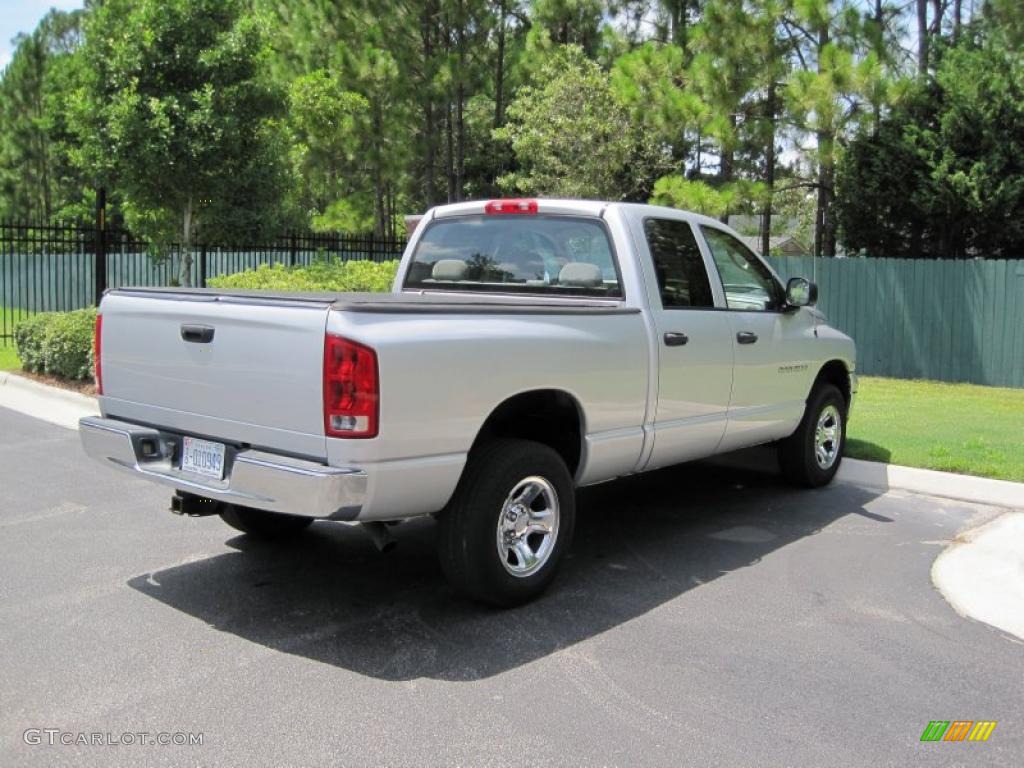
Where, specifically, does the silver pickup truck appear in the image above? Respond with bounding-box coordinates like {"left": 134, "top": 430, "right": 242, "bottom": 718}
{"left": 80, "top": 199, "right": 856, "bottom": 606}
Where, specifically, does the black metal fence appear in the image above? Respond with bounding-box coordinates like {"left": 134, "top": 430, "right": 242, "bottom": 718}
{"left": 0, "top": 221, "right": 406, "bottom": 344}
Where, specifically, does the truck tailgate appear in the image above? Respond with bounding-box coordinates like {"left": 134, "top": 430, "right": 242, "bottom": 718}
{"left": 99, "top": 290, "right": 330, "bottom": 459}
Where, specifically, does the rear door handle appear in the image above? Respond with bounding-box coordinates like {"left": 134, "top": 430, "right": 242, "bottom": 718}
{"left": 180, "top": 324, "right": 215, "bottom": 344}
{"left": 663, "top": 332, "right": 689, "bottom": 347}
{"left": 736, "top": 331, "right": 758, "bottom": 345}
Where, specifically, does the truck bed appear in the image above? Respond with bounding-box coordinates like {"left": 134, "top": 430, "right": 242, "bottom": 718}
{"left": 111, "top": 287, "right": 641, "bottom": 315}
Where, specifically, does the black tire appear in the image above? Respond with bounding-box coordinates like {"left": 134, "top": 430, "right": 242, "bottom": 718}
{"left": 779, "top": 383, "right": 847, "bottom": 488}
{"left": 219, "top": 504, "right": 314, "bottom": 539}
{"left": 437, "top": 438, "right": 575, "bottom": 607}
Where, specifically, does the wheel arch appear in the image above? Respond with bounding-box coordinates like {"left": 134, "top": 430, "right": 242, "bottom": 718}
{"left": 810, "top": 359, "right": 852, "bottom": 407}
{"left": 468, "top": 389, "right": 586, "bottom": 478}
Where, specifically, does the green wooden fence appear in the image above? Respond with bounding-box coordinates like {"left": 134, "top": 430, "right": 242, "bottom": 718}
{"left": 771, "top": 256, "right": 1024, "bottom": 388}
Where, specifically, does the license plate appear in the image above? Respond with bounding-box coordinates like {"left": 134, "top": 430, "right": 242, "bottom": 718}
{"left": 180, "top": 436, "right": 226, "bottom": 480}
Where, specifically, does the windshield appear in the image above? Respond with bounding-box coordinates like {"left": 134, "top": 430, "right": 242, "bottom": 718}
{"left": 403, "top": 215, "right": 622, "bottom": 298}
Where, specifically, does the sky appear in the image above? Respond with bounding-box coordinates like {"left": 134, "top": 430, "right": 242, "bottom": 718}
{"left": 0, "top": 0, "right": 82, "bottom": 69}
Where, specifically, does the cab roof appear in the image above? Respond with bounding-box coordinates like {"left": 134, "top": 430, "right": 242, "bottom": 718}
{"left": 426, "top": 198, "right": 731, "bottom": 231}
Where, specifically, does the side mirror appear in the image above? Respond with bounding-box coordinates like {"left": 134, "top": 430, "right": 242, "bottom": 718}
{"left": 785, "top": 277, "right": 818, "bottom": 308}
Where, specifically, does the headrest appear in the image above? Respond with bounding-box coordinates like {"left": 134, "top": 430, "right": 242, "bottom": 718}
{"left": 558, "top": 262, "right": 603, "bottom": 287}
{"left": 431, "top": 259, "right": 467, "bottom": 281}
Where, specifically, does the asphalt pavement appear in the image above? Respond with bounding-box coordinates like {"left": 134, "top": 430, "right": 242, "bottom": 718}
{"left": 0, "top": 405, "right": 1020, "bottom": 767}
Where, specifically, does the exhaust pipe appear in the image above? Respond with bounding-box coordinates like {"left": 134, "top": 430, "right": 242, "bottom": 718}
{"left": 361, "top": 521, "right": 397, "bottom": 553}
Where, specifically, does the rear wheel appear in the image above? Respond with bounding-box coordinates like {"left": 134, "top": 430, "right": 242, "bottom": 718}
{"left": 219, "top": 504, "right": 314, "bottom": 539}
{"left": 437, "top": 438, "right": 575, "bottom": 607}
{"left": 779, "top": 383, "right": 847, "bottom": 488}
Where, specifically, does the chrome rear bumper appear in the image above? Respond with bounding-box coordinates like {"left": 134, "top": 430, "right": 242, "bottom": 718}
{"left": 79, "top": 416, "right": 364, "bottom": 520}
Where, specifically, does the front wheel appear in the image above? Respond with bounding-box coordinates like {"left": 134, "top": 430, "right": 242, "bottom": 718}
{"left": 778, "top": 383, "right": 847, "bottom": 488}
{"left": 437, "top": 439, "right": 575, "bottom": 607}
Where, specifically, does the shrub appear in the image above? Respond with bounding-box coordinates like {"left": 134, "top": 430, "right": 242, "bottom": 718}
{"left": 14, "top": 307, "right": 97, "bottom": 381}
{"left": 208, "top": 258, "right": 399, "bottom": 293}
{"left": 13, "top": 313, "right": 51, "bottom": 373}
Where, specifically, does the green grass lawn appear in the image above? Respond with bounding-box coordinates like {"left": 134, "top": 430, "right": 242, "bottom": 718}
{"left": 0, "top": 343, "right": 19, "bottom": 371}
{"left": 1, "top": 305, "right": 26, "bottom": 369}
{"left": 846, "top": 376, "right": 1024, "bottom": 482}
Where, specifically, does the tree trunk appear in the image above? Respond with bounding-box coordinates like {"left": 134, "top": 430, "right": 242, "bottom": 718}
{"left": 814, "top": 23, "right": 836, "bottom": 258}
{"left": 761, "top": 83, "right": 777, "bottom": 258}
{"left": 445, "top": 97, "right": 455, "bottom": 202}
{"left": 720, "top": 127, "right": 735, "bottom": 183}
{"left": 180, "top": 196, "right": 193, "bottom": 287}
{"left": 916, "top": 0, "right": 929, "bottom": 74}
{"left": 930, "top": 0, "right": 943, "bottom": 38}
{"left": 494, "top": 0, "right": 506, "bottom": 130}
{"left": 373, "top": 107, "right": 385, "bottom": 237}
{"left": 669, "top": 0, "right": 687, "bottom": 49}
{"left": 443, "top": 5, "right": 455, "bottom": 203}
{"left": 872, "top": 0, "right": 884, "bottom": 132}
{"left": 819, "top": 142, "right": 836, "bottom": 258}
{"left": 455, "top": 1, "right": 466, "bottom": 202}
{"left": 456, "top": 86, "right": 465, "bottom": 201}
{"left": 953, "top": 0, "right": 962, "bottom": 42}
{"left": 421, "top": 2, "right": 438, "bottom": 207}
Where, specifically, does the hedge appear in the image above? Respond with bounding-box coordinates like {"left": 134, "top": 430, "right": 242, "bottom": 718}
{"left": 9, "top": 260, "right": 397, "bottom": 383}
{"left": 208, "top": 258, "right": 400, "bottom": 293}
{"left": 14, "top": 307, "right": 97, "bottom": 381}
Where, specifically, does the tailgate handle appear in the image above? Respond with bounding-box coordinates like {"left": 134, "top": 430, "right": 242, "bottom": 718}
{"left": 180, "top": 324, "right": 215, "bottom": 344}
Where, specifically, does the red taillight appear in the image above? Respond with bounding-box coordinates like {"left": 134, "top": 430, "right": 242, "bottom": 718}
{"left": 94, "top": 313, "right": 103, "bottom": 395}
{"left": 323, "top": 334, "right": 378, "bottom": 438}
{"left": 484, "top": 198, "right": 538, "bottom": 215}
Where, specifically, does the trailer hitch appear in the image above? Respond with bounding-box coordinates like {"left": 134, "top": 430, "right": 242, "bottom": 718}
{"left": 170, "top": 492, "right": 222, "bottom": 517}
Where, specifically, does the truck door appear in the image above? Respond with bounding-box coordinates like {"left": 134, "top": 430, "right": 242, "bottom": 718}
{"left": 633, "top": 216, "right": 735, "bottom": 470}
{"left": 698, "top": 226, "right": 814, "bottom": 451}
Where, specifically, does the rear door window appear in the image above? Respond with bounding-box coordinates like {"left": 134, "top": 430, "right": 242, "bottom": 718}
{"left": 643, "top": 218, "right": 714, "bottom": 308}
{"left": 404, "top": 215, "right": 622, "bottom": 298}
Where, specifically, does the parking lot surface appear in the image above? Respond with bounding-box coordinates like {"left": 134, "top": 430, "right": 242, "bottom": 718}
{"left": 1, "top": 406, "right": 1020, "bottom": 766}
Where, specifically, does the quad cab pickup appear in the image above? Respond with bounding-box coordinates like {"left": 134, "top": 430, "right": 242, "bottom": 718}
{"left": 80, "top": 199, "right": 856, "bottom": 606}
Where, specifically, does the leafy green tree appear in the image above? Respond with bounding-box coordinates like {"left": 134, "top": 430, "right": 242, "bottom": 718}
{"left": 611, "top": 42, "right": 696, "bottom": 171}
{"left": 528, "top": 0, "right": 608, "bottom": 57}
{"left": 0, "top": 9, "right": 87, "bottom": 220}
{"left": 650, "top": 176, "right": 767, "bottom": 217}
{"left": 286, "top": 70, "right": 371, "bottom": 231}
{"left": 783, "top": 0, "right": 891, "bottom": 257}
{"left": 494, "top": 45, "right": 633, "bottom": 198}
{"left": 835, "top": 32, "right": 1024, "bottom": 257}
{"left": 257, "top": 0, "right": 493, "bottom": 229}
{"left": 71, "top": 0, "right": 290, "bottom": 284}
{"left": 688, "top": 0, "right": 795, "bottom": 233}
{"left": 0, "top": 0, "right": 1008, "bottom": 265}
{"left": 983, "top": 0, "right": 1024, "bottom": 49}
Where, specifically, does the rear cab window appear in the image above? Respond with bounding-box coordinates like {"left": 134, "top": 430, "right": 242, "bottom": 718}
{"left": 404, "top": 215, "right": 623, "bottom": 298}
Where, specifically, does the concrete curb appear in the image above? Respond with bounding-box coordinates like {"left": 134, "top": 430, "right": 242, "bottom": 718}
{"left": 0, "top": 371, "right": 98, "bottom": 430}
{"left": 1, "top": 369, "right": 1022, "bottom": 510}
{"left": 837, "top": 458, "right": 1022, "bottom": 511}
{"left": 0, "top": 370, "right": 97, "bottom": 408}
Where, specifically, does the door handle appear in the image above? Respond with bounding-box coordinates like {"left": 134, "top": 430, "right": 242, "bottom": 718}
{"left": 180, "top": 324, "right": 215, "bottom": 344}
{"left": 736, "top": 331, "right": 758, "bottom": 345}
{"left": 663, "top": 332, "right": 689, "bottom": 347}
